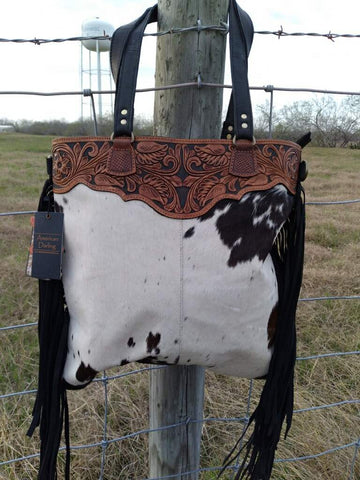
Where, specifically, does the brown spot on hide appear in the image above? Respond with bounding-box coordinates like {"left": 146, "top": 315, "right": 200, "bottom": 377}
{"left": 267, "top": 305, "right": 278, "bottom": 348}
{"left": 146, "top": 332, "right": 161, "bottom": 354}
{"left": 127, "top": 337, "right": 136, "bottom": 348}
{"left": 215, "top": 190, "right": 293, "bottom": 266}
{"left": 184, "top": 226, "right": 195, "bottom": 238}
{"left": 76, "top": 362, "right": 98, "bottom": 383}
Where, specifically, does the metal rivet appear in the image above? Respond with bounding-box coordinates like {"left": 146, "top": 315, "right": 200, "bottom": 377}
{"left": 121, "top": 109, "right": 128, "bottom": 115}
{"left": 241, "top": 113, "right": 248, "bottom": 119}
{"left": 226, "top": 134, "right": 232, "bottom": 140}
{"left": 121, "top": 119, "right": 127, "bottom": 125}
{"left": 228, "top": 125, "right": 233, "bottom": 132}
{"left": 241, "top": 122, "right": 248, "bottom": 129}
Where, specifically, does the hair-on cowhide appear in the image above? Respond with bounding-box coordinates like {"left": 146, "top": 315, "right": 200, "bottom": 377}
{"left": 55, "top": 183, "right": 292, "bottom": 386}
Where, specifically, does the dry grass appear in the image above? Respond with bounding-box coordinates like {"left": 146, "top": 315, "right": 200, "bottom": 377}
{"left": 0, "top": 134, "right": 359, "bottom": 479}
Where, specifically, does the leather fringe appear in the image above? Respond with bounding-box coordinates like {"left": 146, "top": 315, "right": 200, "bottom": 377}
{"left": 27, "top": 177, "right": 71, "bottom": 480}
{"left": 220, "top": 181, "right": 306, "bottom": 480}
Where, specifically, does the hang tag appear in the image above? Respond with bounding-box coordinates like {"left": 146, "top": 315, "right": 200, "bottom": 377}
{"left": 26, "top": 212, "right": 64, "bottom": 280}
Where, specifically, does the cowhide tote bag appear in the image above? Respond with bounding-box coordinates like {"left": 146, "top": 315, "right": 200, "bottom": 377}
{"left": 27, "top": 1, "right": 309, "bottom": 479}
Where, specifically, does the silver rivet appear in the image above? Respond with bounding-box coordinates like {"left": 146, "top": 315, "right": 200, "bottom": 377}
{"left": 226, "top": 134, "right": 232, "bottom": 140}
{"left": 121, "top": 109, "right": 128, "bottom": 115}
{"left": 241, "top": 122, "right": 248, "bottom": 129}
{"left": 228, "top": 125, "right": 233, "bottom": 132}
{"left": 241, "top": 113, "right": 248, "bottom": 119}
{"left": 121, "top": 119, "right": 127, "bottom": 125}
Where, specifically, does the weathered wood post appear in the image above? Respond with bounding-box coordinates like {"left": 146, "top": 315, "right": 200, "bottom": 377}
{"left": 149, "top": 1, "right": 229, "bottom": 478}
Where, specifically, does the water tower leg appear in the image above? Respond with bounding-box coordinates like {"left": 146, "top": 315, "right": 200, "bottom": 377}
{"left": 96, "top": 40, "right": 102, "bottom": 118}
{"left": 80, "top": 44, "right": 84, "bottom": 121}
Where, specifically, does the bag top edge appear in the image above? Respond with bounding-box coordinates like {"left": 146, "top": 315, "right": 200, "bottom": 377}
{"left": 52, "top": 136, "right": 302, "bottom": 150}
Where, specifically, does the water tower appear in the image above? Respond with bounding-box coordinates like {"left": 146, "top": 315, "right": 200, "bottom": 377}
{"left": 81, "top": 18, "right": 115, "bottom": 119}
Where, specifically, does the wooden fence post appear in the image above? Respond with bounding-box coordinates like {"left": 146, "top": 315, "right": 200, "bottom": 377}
{"left": 149, "top": 1, "right": 229, "bottom": 478}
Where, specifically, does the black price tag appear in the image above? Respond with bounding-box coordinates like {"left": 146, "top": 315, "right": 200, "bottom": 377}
{"left": 26, "top": 212, "right": 64, "bottom": 280}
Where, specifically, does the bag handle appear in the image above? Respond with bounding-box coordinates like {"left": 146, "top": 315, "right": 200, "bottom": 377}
{"left": 110, "top": 8, "right": 157, "bottom": 85}
{"left": 227, "top": 0, "right": 254, "bottom": 141}
{"left": 111, "top": 5, "right": 158, "bottom": 138}
{"left": 110, "top": 0, "right": 254, "bottom": 141}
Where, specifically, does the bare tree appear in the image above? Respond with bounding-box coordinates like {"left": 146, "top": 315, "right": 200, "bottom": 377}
{"left": 254, "top": 95, "right": 360, "bottom": 147}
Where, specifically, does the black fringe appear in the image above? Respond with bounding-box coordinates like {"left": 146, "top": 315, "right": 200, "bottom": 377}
{"left": 27, "top": 178, "right": 70, "bottom": 480}
{"left": 220, "top": 181, "right": 306, "bottom": 480}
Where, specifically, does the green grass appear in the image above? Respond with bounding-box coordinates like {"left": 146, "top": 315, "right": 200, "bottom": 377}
{"left": 0, "top": 133, "right": 54, "bottom": 154}
{"left": 0, "top": 137, "right": 359, "bottom": 479}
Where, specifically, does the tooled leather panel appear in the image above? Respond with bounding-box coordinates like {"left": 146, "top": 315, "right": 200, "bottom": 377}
{"left": 52, "top": 136, "right": 301, "bottom": 219}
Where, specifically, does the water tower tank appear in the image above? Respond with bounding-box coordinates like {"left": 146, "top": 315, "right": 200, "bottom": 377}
{"left": 81, "top": 18, "right": 114, "bottom": 52}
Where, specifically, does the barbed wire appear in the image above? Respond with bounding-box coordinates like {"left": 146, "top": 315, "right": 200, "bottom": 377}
{"left": 0, "top": 24, "right": 228, "bottom": 45}
{"left": 256, "top": 28, "right": 360, "bottom": 41}
{"left": 0, "top": 28, "right": 360, "bottom": 45}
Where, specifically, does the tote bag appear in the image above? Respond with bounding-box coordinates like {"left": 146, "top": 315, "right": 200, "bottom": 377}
{"left": 28, "top": 1, "right": 309, "bottom": 478}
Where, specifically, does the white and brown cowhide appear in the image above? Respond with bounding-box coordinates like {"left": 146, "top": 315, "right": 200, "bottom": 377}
{"left": 55, "top": 183, "right": 293, "bottom": 387}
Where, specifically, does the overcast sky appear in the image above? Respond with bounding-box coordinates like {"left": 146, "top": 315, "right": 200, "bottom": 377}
{"left": 0, "top": 0, "right": 359, "bottom": 123}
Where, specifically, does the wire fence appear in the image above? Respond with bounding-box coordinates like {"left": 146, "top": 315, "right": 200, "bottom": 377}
{"left": 1, "top": 27, "right": 360, "bottom": 44}
{"left": 1, "top": 136, "right": 359, "bottom": 479}
{"left": 1, "top": 23, "right": 359, "bottom": 480}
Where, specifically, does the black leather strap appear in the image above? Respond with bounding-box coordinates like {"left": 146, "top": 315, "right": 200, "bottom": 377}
{"left": 111, "top": 0, "right": 254, "bottom": 140}
{"left": 228, "top": 0, "right": 254, "bottom": 140}
{"left": 112, "top": 5, "right": 157, "bottom": 137}
{"left": 110, "top": 6, "right": 158, "bottom": 85}
{"left": 110, "top": 18, "right": 141, "bottom": 85}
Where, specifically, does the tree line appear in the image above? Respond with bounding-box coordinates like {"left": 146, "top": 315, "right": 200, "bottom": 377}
{"left": 255, "top": 95, "right": 360, "bottom": 148}
{"left": 0, "top": 115, "right": 153, "bottom": 138}
{"left": 1, "top": 95, "right": 359, "bottom": 148}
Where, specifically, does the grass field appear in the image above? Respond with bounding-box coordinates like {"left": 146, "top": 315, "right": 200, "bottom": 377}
{"left": 0, "top": 133, "right": 359, "bottom": 479}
